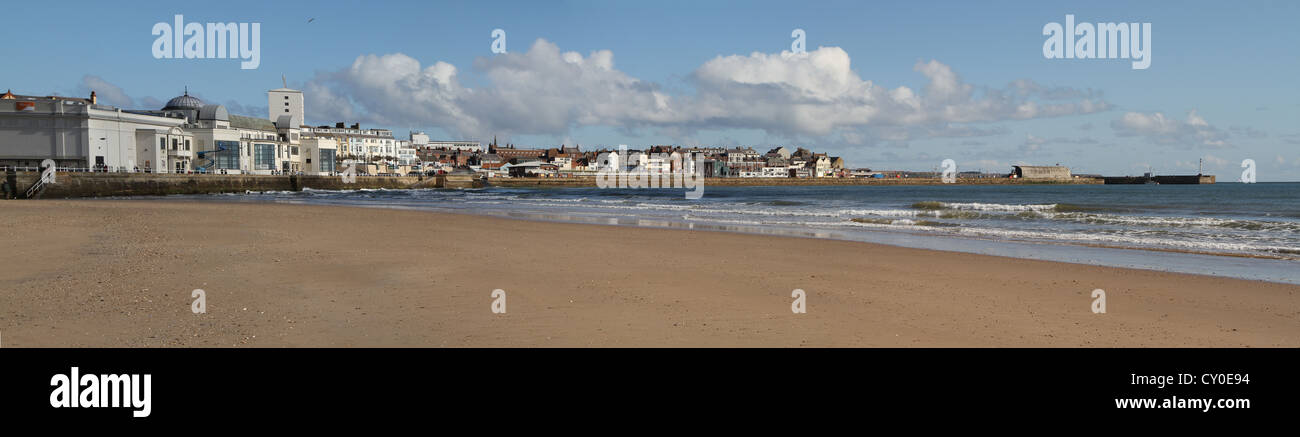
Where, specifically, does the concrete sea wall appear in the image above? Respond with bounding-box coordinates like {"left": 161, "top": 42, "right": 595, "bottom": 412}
{"left": 3, "top": 172, "right": 1102, "bottom": 199}
{"left": 9, "top": 172, "right": 422, "bottom": 199}
{"left": 488, "top": 176, "right": 1103, "bottom": 188}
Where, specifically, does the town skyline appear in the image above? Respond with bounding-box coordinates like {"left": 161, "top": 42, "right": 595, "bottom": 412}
{"left": 4, "top": 0, "right": 1298, "bottom": 180}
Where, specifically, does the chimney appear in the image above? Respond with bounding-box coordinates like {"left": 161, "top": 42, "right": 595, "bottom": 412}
{"left": 90, "top": 91, "right": 97, "bottom": 104}
{"left": 335, "top": 122, "right": 344, "bottom": 128}
{"left": 351, "top": 123, "right": 360, "bottom": 129}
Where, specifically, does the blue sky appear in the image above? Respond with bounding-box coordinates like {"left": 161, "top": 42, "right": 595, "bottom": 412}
{"left": 5, "top": 0, "right": 1298, "bottom": 180}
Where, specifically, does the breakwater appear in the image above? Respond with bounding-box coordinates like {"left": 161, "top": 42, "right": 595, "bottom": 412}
{"left": 1102, "top": 175, "right": 1216, "bottom": 184}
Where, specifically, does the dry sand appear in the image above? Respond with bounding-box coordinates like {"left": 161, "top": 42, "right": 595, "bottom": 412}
{"left": 0, "top": 200, "right": 1296, "bottom": 347}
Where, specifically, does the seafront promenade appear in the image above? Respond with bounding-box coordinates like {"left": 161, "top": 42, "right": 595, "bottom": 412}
{"left": 489, "top": 175, "right": 1103, "bottom": 188}
{"left": 5, "top": 171, "right": 1102, "bottom": 199}
{"left": 5, "top": 171, "right": 420, "bottom": 199}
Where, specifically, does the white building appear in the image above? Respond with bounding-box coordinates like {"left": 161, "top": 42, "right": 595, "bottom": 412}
{"left": 268, "top": 87, "right": 304, "bottom": 123}
{"left": 148, "top": 92, "right": 244, "bottom": 174}
{"left": 396, "top": 140, "right": 418, "bottom": 165}
{"left": 0, "top": 90, "right": 194, "bottom": 172}
{"left": 419, "top": 140, "right": 480, "bottom": 153}
{"left": 727, "top": 147, "right": 760, "bottom": 163}
{"left": 309, "top": 123, "right": 397, "bottom": 163}
{"left": 409, "top": 131, "right": 430, "bottom": 146}
{"left": 300, "top": 136, "right": 338, "bottom": 175}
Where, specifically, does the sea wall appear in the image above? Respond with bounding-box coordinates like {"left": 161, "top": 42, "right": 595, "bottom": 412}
{"left": 9, "top": 172, "right": 422, "bottom": 199}
{"left": 487, "top": 176, "right": 1103, "bottom": 188}
{"left": 5, "top": 172, "right": 1105, "bottom": 198}
{"left": 1153, "top": 175, "right": 1216, "bottom": 184}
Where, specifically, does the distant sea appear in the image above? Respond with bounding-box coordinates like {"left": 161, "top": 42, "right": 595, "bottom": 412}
{"left": 183, "top": 182, "right": 1300, "bottom": 284}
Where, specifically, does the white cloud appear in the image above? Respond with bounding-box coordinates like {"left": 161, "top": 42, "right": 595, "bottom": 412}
{"left": 1111, "top": 110, "right": 1230, "bottom": 148}
{"left": 960, "top": 159, "right": 1011, "bottom": 171}
{"left": 1021, "top": 133, "right": 1098, "bottom": 152}
{"left": 304, "top": 39, "right": 1111, "bottom": 141}
{"left": 74, "top": 75, "right": 134, "bottom": 107}
{"left": 305, "top": 40, "right": 677, "bottom": 139}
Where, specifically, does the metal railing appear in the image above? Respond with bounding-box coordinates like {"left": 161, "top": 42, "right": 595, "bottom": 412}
{"left": 24, "top": 178, "right": 46, "bottom": 199}
{"left": 1, "top": 166, "right": 234, "bottom": 175}
{"left": 1, "top": 166, "right": 408, "bottom": 178}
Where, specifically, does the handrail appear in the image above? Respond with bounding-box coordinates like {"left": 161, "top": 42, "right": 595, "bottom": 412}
{"left": 0, "top": 166, "right": 408, "bottom": 178}
{"left": 24, "top": 179, "right": 45, "bottom": 199}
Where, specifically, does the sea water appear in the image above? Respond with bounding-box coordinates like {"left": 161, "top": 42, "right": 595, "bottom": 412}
{"left": 177, "top": 182, "right": 1300, "bottom": 284}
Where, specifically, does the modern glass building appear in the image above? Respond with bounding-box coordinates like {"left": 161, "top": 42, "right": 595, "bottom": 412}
{"left": 254, "top": 143, "right": 275, "bottom": 170}
{"left": 213, "top": 140, "right": 241, "bottom": 170}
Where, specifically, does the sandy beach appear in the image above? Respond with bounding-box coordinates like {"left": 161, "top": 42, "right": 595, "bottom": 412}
{"left": 0, "top": 199, "right": 1295, "bottom": 347}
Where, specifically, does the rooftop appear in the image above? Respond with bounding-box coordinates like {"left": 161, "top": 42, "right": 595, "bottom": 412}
{"left": 163, "top": 91, "right": 204, "bottom": 111}
{"left": 229, "top": 114, "right": 277, "bottom": 131}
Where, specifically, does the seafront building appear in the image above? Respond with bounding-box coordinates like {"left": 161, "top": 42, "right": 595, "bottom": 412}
{"left": 2, "top": 82, "right": 857, "bottom": 179}
{"left": 411, "top": 132, "right": 480, "bottom": 153}
{"left": 0, "top": 89, "right": 191, "bottom": 172}
{"left": 0, "top": 86, "right": 339, "bottom": 175}
{"left": 307, "top": 123, "right": 415, "bottom": 175}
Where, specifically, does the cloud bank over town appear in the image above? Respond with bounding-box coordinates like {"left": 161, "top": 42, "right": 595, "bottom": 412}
{"left": 303, "top": 39, "right": 1111, "bottom": 142}
{"left": 63, "top": 37, "right": 1285, "bottom": 179}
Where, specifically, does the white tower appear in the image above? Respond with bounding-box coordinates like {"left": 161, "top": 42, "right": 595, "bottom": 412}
{"left": 268, "top": 83, "right": 304, "bottom": 124}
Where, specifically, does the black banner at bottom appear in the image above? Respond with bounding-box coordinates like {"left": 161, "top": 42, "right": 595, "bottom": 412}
{"left": 1, "top": 348, "right": 1292, "bottom": 426}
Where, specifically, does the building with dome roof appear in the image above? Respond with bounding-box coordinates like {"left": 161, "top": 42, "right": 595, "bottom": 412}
{"left": 163, "top": 90, "right": 204, "bottom": 111}
{"left": 140, "top": 88, "right": 311, "bottom": 175}
{"left": 1, "top": 84, "right": 337, "bottom": 175}
{"left": 132, "top": 89, "right": 239, "bottom": 173}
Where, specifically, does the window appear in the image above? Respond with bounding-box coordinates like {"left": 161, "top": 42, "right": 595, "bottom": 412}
{"left": 214, "top": 141, "right": 241, "bottom": 170}
{"left": 284, "top": 109, "right": 289, "bottom": 113}
{"left": 185, "top": 139, "right": 190, "bottom": 151}
{"left": 318, "top": 149, "right": 336, "bottom": 173}
{"left": 159, "top": 138, "right": 165, "bottom": 150}
{"left": 254, "top": 143, "right": 275, "bottom": 170}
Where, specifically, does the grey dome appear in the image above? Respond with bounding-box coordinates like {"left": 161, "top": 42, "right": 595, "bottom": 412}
{"left": 163, "top": 92, "right": 204, "bottom": 111}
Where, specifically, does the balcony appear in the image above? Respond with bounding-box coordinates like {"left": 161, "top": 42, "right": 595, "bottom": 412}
{"left": 167, "top": 146, "right": 193, "bottom": 159}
